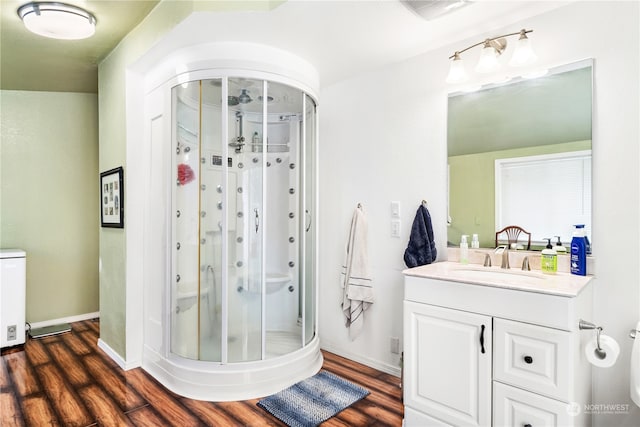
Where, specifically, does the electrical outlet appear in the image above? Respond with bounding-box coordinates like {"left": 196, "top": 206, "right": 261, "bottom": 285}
{"left": 390, "top": 336, "right": 400, "bottom": 354}
{"left": 7, "top": 325, "right": 17, "bottom": 341}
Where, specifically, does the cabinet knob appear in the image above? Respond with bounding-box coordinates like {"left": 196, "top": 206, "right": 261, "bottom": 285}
{"left": 524, "top": 424, "right": 532, "bottom": 427}
{"left": 524, "top": 355, "right": 533, "bottom": 364}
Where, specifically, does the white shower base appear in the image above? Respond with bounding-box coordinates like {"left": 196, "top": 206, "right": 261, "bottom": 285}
{"left": 195, "top": 330, "right": 305, "bottom": 362}
{"left": 142, "top": 335, "right": 322, "bottom": 401}
{"left": 265, "top": 330, "right": 304, "bottom": 357}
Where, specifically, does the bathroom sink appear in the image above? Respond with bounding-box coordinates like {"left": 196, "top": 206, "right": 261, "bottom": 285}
{"left": 449, "top": 266, "right": 545, "bottom": 285}
{"left": 404, "top": 261, "right": 593, "bottom": 297}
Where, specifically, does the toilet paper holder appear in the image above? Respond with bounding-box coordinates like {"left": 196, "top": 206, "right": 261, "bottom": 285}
{"left": 579, "top": 319, "right": 599, "bottom": 331}
{"left": 579, "top": 319, "right": 605, "bottom": 356}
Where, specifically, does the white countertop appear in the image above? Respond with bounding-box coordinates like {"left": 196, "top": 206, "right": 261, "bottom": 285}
{"left": 403, "top": 261, "right": 593, "bottom": 297}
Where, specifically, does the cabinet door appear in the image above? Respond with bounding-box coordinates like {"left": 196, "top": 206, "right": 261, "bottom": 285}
{"left": 404, "top": 301, "right": 492, "bottom": 427}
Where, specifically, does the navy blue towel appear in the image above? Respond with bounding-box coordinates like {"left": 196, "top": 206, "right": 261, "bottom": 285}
{"left": 404, "top": 205, "right": 437, "bottom": 268}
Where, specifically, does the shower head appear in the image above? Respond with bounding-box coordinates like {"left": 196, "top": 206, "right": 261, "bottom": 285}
{"left": 238, "top": 89, "right": 252, "bottom": 104}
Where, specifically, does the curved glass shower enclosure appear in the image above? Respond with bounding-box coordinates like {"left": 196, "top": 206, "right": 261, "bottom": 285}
{"left": 171, "top": 76, "right": 317, "bottom": 367}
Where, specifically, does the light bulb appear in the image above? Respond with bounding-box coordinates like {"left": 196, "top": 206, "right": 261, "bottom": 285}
{"left": 509, "top": 32, "right": 537, "bottom": 67}
{"left": 446, "top": 53, "right": 468, "bottom": 84}
{"left": 475, "top": 44, "right": 501, "bottom": 73}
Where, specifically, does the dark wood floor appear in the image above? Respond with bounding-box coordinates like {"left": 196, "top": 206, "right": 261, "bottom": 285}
{"left": 1, "top": 320, "right": 403, "bottom": 426}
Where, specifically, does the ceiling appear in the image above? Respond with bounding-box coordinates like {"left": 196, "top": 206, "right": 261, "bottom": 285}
{"left": 0, "top": 0, "right": 571, "bottom": 94}
{"left": 0, "top": 0, "right": 159, "bottom": 93}
{"left": 448, "top": 65, "right": 593, "bottom": 156}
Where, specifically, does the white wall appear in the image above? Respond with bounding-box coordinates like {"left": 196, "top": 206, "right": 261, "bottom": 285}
{"left": 319, "top": 2, "right": 640, "bottom": 424}
{"left": 319, "top": 44, "right": 450, "bottom": 374}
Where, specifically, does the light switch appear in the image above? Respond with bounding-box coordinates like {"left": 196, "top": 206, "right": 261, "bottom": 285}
{"left": 391, "top": 220, "right": 401, "bottom": 238}
{"left": 391, "top": 201, "right": 401, "bottom": 218}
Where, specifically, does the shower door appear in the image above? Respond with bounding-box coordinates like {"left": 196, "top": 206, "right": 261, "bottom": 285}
{"left": 263, "top": 81, "right": 306, "bottom": 358}
{"left": 303, "top": 94, "right": 317, "bottom": 346}
{"left": 171, "top": 76, "right": 315, "bottom": 363}
{"left": 226, "top": 77, "right": 264, "bottom": 362}
{"left": 172, "top": 80, "right": 219, "bottom": 360}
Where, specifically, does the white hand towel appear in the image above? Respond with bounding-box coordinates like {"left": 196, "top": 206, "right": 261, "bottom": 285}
{"left": 340, "top": 206, "right": 373, "bottom": 341}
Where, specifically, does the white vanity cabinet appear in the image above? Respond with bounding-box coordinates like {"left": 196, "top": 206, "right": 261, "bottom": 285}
{"left": 404, "top": 302, "right": 492, "bottom": 426}
{"left": 403, "top": 263, "right": 593, "bottom": 427}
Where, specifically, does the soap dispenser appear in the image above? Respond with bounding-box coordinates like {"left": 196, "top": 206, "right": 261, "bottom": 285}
{"left": 541, "top": 238, "right": 557, "bottom": 274}
{"left": 459, "top": 235, "right": 469, "bottom": 264}
{"left": 554, "top": 236, "right": 567, "bottom": 254}
{"left": 471, "top": 234, "right": 480, "bottom": 249}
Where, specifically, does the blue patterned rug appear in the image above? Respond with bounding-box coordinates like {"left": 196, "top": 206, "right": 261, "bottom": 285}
{"left": 257, "top": 370, "right": 370, "bottom": 427}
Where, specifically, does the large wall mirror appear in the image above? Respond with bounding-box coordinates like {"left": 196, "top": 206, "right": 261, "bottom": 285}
{"left": 447, "top": 59, "right": 593, "bottom": 251}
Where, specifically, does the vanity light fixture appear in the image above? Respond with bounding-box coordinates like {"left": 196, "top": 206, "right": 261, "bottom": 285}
{"left": 17, "top": 2, "right": 96, "bottom": 40}
{"left": 446, "top": 29, "right": 536, "bottom": 84}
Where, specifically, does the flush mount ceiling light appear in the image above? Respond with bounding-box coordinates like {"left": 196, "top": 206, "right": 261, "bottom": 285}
{"left": 17, "top": 2, "right": 96, "bottom": 40}
{"left": 446, "top": 29, "right": 536, "bottom": 84}
{"left": 401, "top": 0, "right": 473, "bottom": 21}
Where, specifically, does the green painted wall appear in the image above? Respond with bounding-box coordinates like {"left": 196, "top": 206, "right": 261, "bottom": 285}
{"left": 98, "top": 0, "right": 194, "bottom": 360}
{"left": 98, "top": 0, "right": 284, "bottom": 359}
{"left": 0, "top": 90, "right": 99, "bottom": 323}
{"left": 448, "top": 140, "right": 591, "bottom": 248}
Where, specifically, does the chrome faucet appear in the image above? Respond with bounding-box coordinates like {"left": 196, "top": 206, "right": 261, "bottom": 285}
{"left": 483, "top": 253, "right": 492, "bottom": 267}
{"left": 500, "top": 247, "right": 510, "bottom": 269}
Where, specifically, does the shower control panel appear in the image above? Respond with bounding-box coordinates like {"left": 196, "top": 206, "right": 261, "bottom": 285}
{"left": 212, "top": 155, "right": 233, "bottom": 167}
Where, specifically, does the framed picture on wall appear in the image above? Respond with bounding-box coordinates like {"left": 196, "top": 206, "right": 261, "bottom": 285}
{"left": 100, "top": 167, "right": 124, "bottom": 228}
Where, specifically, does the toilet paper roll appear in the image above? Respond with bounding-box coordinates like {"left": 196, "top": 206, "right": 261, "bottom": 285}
{"left": 585, "top": 334, "right": 620, "bottom": 368}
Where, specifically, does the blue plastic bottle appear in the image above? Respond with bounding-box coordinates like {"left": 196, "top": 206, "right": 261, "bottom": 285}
{"left": 575, "top": 224, "right": 589, "bottom": 254}
{"left": 570, "top": 225, "right": 587, "bottom": 276}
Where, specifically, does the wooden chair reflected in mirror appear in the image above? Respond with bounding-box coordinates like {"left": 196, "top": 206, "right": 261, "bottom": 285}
{"left": 495, "top": 225, "right": 531, "bottom": 250}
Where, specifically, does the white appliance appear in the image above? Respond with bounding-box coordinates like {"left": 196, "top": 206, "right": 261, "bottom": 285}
{"left": 1, "top": 249, "right": 26, "bottom": 348}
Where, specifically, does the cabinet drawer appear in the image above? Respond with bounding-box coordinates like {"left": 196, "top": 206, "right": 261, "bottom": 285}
{"left": 494, "top": 318, "right": 571, "bottom": 401}
{"left": 493, "top": 382, "right": 574, "bottom": 427}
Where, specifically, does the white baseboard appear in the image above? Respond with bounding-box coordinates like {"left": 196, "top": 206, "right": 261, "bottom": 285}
{"left": 28, "top": 311, "right": 100, "bottom": 330}
{"left": 320, "top": 342, "right": 402, "bottom": 378}
{"left": 97, "top": 338, "right": 139, "bottom": 371}
{"left": 26, "top": 312, "right": 140, "bottom": 372}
